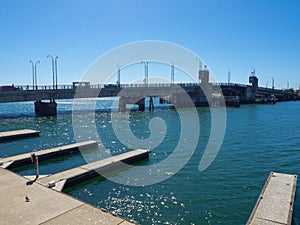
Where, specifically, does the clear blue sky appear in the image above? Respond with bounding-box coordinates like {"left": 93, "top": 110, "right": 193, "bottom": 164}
{"left": 0, "top": 0, "right": 299, "bottom": 89}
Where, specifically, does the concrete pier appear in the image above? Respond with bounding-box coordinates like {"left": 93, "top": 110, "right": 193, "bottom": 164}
{"left": 37, "top": 149, "right": 150, "bottom": 191}
{"left": 0, "top": 168, "right": 135, "bottom": 224}
{"left": 0, "top": 129, "right": 40, "bottom": 141}
{"left": 0, "top": 141, "right": 98, "bottom": 169}
{"left": 247, "top": 172, "right": 297, "bottom": 225}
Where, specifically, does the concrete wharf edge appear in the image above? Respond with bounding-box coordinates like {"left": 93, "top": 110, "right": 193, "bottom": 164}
{"left": 37, "top": 149, "right": 150, "bottom": 191}
{"left": 0, "top": 167, "right": 136, "bottom": 225}
{"left": 0, "top": 129, "right": 40, "bottom": 141}
{"left": 0, "top": 140, "right": 98, "bottom": 169}
{"left": 247, "top": 172, "right": 297, "bottom": 225}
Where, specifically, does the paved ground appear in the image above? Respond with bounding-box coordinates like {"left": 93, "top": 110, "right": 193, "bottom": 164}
{"left": 0, "top": 168, "right": 135, "bottom": 225}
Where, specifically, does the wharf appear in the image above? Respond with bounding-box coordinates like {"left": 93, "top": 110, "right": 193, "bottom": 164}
{"left": 0, "top": 167, "right": 135, "bottom": 225}
{"left": 37, "top": 149, "right": 150, "bottom": 191}
{"left": 0, "top": 141, "right": 98, "bottom": 169}
{"left": 247, "top": 172, "right": 297, "bottom": 225}
{"left": 0, "top": 129, "right": 40, "bottom": 141}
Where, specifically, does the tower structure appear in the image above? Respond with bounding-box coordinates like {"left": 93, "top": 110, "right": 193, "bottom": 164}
{"left": 199, "top": 65, "right": 209, "bottom": 84}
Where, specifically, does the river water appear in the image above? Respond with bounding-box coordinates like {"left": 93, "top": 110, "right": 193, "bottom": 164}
{"left": 0, "top": 99, "right": 299, "bottom": 225}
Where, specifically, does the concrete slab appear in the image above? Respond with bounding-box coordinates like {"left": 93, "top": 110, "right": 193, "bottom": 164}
{"left": 0, "top": 129, "right": 40, "bottom": 141}
{"left": 81, "top": 149, "right": 149, "bottom": 171}
{"left": 247, "top": 172, "right": 297, "bottom": 225}
{"left": 41, "top": 204, "right": 124, "bottom": 225}
{"left": 0, "top": 168, "right": 135, "bottom": 224}
{"left": 37, "top": 167, "right": 88, "bottom": 188}
{"left": 0, "top": 140, "right": 98, "bottom": 169}
{"left": 249, "top": 217, "right": 281, "bottom": 225}
{"left": 37, "top": 149, "right": 150, "bottom": 191}
{"left": 0, "top": 168, "right": 82, "bottom": 225}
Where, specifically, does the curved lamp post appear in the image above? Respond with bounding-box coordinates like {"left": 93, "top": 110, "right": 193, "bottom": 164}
{"left": 29, "top": 60, "right": 40, "bottom": 90}
{"left": 55, "top": 56, "right": 58, "bottom": 89}
{"left": 47, "top": 55, "right": 58, "bottom": 89}
{"left": 29, "top": 60, "right": 34, "bottom": 89}
{"left": 47, "top": 55, "right": 55, "bottom": 89}
{"left": 34, "top": 61, "right": 40, "bottom": 90}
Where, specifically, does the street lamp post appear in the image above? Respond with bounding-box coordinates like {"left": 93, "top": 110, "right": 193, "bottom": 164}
{"left": 30, "top": 60, "right": 40, "bottom": 90}
{"left": 29, "top": 60, "right": 35, "bottom": 89}
{"left": 55, "top": 56, "right": 58, "bottom": 89}
{"left": 141, "top": 61, "right": 148, "bottom": 87}
{"left": 48, "top": 55, "right": 58, "bottom": 90}
{"left": 117, "top": 63, "right": 122, "bottom": 87}
{"left": 171, "top": 63, "right": 175, "bottom": 84}
{"left": 47, "top": 55, "right": 55, "bottom": 89}
{"left": 34, "top": 61, "right": 40, "bottom": 90}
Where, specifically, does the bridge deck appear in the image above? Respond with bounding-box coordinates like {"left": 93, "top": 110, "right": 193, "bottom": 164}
{"left": 247, "top": 172, "right": 297, "bottom": 225}
{"left": 0, "top": 141, "right": 98, "bottom": 169}
{"left": 37, "top": 149, "right": 150, "bottom": 191}
{"left": 0, "top": 129, "right": 40, "bottom": 141}
{"left": 0, "top": 168, "right": 135, "bottom": 225}
{"left": 0, "top": 83, "right": 297, "bottom": 104}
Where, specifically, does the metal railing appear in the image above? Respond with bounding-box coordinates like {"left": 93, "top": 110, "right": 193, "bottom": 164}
{"left": 11, "top": 82, "right": 203, "bottom": 91}
{"left": 7, "top": 82, "right": 298, "bottom": 93}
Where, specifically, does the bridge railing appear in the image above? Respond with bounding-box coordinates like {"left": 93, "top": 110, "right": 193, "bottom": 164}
{"left": 12, "top": 83, "right": 300, "bottom": 93}
{"left": 12, "top": 82, "right": 225, "bottom": 91}
{"left": 119, "top": 82, "right": 202, "bottom": 88}
{"left": 213, "top": 82, "right": 248, "bottom": 87}
{"left": 16, "top": 82, "right": 291, "bottom": 92}
{"left": 16, "top": 85, "right": 74, "bottom": 91}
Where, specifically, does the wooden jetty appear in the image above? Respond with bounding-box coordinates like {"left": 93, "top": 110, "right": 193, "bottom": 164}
{"left": 0, "top": 141, "right": 98, "bottom": 169}
{"left": 0, "top": 167, "right": 136, "bottom": 225}
{"left": 0, "top": 129, "right": 40, "bottom": 141}
{"left": 37, "top": 149, "right": 150, "bottom": 191}
{"left": 247, "top": 172, "right": 297, "bottom": 225}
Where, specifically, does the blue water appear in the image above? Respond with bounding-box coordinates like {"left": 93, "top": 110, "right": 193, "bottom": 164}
{"left": 0, "top": 99, "right": 299, "bottom": 224}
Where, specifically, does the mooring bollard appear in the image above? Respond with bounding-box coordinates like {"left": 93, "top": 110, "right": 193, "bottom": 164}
{"left": 30, "top": 153, "right": 39, "bottom": 179}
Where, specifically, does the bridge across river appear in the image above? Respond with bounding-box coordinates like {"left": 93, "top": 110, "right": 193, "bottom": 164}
{"left": 0, "top": 79, "right": 298, "bottom": 116}
{"left": 0, "top": 82, "right": 214, "bottom": 103}
{"left": 0, "top": 83, "right": 211, "bottom": 114}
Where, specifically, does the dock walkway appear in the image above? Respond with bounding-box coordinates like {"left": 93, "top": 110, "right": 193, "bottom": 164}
{"left": 37, "top": 149, "right": 150, "bottom": 191}
{"left": 0, "top": 167, "right": 135, "bottom": 225}
{"left": 0, "top": 129, "right": 40, "bottom": 141}
{"left": 247, "top": 172, "right": 297, "bottom": 225}
{"left": 0, "top": 141, "right": 98, "bottom": 169}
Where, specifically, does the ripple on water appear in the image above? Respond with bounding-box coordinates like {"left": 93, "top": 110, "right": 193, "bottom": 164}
{"left": 1, "top": 101, "right": 300, "bottom": 224}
